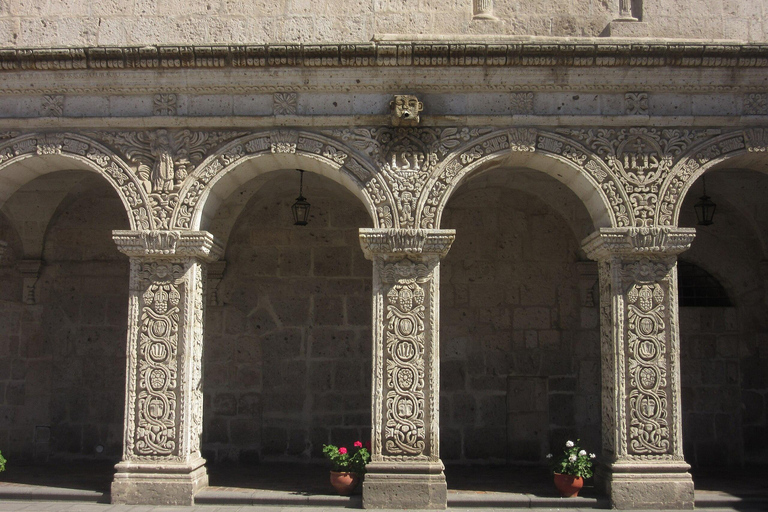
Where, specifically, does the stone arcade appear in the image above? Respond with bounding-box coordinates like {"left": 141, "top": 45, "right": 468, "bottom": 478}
{"left": 0, "top": 1, "right": 767, "bottom": 510}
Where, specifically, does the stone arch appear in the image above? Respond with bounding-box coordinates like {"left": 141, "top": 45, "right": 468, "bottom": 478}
{"left": 0, "top": 133, "right": 152, "bottom": 230}
{"left": 658, "top": 128, "right": 768, "bottom": 227}
{"left": 417, "top": 128, "right": 621, "bottom": 231}
{"left": 171, "top": 130, "right": 378, "bottom": 233}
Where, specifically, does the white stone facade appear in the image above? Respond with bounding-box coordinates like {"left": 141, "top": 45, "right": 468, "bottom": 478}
{"left": 0, "top": 1, "right": 767, "bottom": 509}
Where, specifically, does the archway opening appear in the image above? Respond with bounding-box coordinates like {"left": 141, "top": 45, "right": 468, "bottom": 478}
{"left": 0, "top": 168, "right": 130, "bottom": 490}
{"left": 201, "top": 169, "right": 373, "bottom": 490}
{"left": 677, "top": 168, "right": 768, "bottom": 474}
{"left": 439, "top": 165, "right": 600, "bottom": 492}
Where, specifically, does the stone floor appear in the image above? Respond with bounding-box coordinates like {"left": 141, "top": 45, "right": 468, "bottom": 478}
{"left": 0, "top": 462, "right": 765, "bottom": 511}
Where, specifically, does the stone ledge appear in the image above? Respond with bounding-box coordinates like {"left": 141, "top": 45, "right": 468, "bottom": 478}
{"left": 1, "top": 41, "right": 767, "bottom": 72}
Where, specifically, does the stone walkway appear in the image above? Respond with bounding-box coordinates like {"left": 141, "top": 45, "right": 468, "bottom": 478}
{"left": 0, "top": 463, "right": 765, "bottom": 511}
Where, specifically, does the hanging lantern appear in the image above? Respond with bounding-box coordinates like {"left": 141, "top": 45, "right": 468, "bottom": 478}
{"left": 292, "top": 169, "right": 311, "bottom": 226}
{"left": 694, "top": 176, "right": 716, "bottom": 226}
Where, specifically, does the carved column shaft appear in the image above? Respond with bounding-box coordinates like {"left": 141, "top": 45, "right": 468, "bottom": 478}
{"left": 583, "top": 227, "right": 695, "bottom": 510}
{"left": 359, "top": 228, "right": 454, "bottom": 510}
{"left": 112, "top": 230, "right": 222, "bottom": 506}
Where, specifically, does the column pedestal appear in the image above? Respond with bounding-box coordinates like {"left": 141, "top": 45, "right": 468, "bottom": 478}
{"left": 363, "top": 462, "right": 447, "bottom": 509}
{"left": 598, "top": 461, "right": 694, "bottom": 510}
{"left": 111, "top": 457, "right": 208, "bottom": 506}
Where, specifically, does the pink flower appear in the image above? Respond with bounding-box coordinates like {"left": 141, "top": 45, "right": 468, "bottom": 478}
{"left": 354, "top": 441, "right": 363, "bottom": 448}
{"left": 364, "top": 441, "right": 371, "bottom": 450}
{"left": 339, "top": 447, "right": 347, "bottom": 454}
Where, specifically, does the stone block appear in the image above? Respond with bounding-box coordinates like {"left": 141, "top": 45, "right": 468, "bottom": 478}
{"left": 313, "top": 246, "right": 351, "bottom": 277}
{"left": 548, "top": 393, "right": 574, "bottom": 427}
{"left": 314, "top": 295, "right": 344, "bottom": 325}
{"left": 214, "top": 393, "right": 237, "bottom": 416}
{"left": 230, "top": 418, "right": 260, "bottom": 445}
{"left": 363, "top": 462, "right": 447, "bottom": 510}
{"left": 478, "top": 394, "right": 506, "bottom": 426}
{"left": 513, "top": 307, "right": 551, "bottom": 330}
{"left": 440, "top": 360, "right": 466, "bottom": 392}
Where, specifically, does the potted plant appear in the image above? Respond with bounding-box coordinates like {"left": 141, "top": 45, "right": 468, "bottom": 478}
{"left": 322, "top": 441, "right": 371, "bottom": 495}
{"left": 546, "top": 440, "right": 595, "bottom": 497}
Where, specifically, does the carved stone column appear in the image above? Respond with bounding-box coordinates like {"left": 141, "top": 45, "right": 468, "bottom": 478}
{"left": 583, "top": 227, "right": 696, "bottom": 510}
{"left": 359, "top": 228, "right": 455, "bottom": 510}
{"left": 111, "top": 230, "right": 222, "bottom": 506}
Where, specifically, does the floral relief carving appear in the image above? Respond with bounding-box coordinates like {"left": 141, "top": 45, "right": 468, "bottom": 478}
{"left": 153, "top": 94, "right": 178, "bottom": 116}
{"left": 329, "top": 127, "right": 492, "bottom": 229}
{"left": 384, "top": 267, "right": 428, "bottom": 456}
{"left": 134, "top": 261, "right": 185, "bottom": 457}
{"left": 622, "top": 258, "right": 674, "bottom": 456}
{"left": 624, "top": 92, "right": 649, "bottom": 115}
{"left": 510, "top": 92, "right": 534, "bottom": 114}
{"left": 273, "top": 92, "right": 297, "bottom": 115}
{"left": 93, "top": 130, "right": 245, "bottom": 229}
{"left": 559, "top": 128, "right": 714, "bottom": 226}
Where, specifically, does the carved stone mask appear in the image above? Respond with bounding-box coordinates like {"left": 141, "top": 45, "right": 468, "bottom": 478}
{"left": 391, "top": 95, "right": 424, "bottom": 126}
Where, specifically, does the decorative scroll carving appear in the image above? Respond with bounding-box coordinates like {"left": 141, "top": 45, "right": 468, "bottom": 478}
{"left": 560, "top": 128, "right": 714, "bottom": 226}
{"left": 93, "top": 130, "right": 244, "bottom": 229}
{"left": 658, "top": 131, "right": 747, "bottom": 226}
{"left": 135, "top": 261, "right": 184, "bottom": 457}
{"left": 745, "top": 128, "right": 768, "bottom": 152}
{"left": 330, "top": 127, "right": 490, "bottom": 229}
{"left": 382, "top": 260, "right": 431, "bottom": 455}
{"left": 622, "top": 258, "right": 673, "bottom": 455}
{"left": 598, "top": 260, "right": 620, "bottom": 457}
{"left": 584, "top": 228, "right": 688, "bottom": 461}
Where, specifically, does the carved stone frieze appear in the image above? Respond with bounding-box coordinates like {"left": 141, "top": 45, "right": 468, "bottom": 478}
{"left": 113, "top": 230, "right": 223, "bottom": 262}
{"left": 1, "top": 43, "right": 767, "bottom": 73}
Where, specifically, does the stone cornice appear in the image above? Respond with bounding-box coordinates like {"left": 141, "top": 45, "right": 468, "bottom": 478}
{"left": 1, "top": 41, "right": 767, "bottom": 72}
{"left": 360, "top": 228, "right": 455, "bottom": 260}
{"left": 582, "top": 227, "right": 696, "bottom": 260}
{"left": 113, "top": 230, "right": 223, "bottom": 262}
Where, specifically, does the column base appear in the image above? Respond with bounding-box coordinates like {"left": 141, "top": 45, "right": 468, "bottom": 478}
{"left": 111, "top": 456, "right": 208, "bottom": 505}
{"left": 362, "top": 461, "right": 447, "bottom": 509}
{"left": 598, "top": 461, "right": 694, "bottom": 510}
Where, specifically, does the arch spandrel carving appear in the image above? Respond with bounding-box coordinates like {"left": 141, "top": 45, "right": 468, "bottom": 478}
{"left": 172, "top": 129, "right": 379, "bottom": 231}
{"left": 418, "top": 128, "right": 622, "bottom": 230}
{"left": 0, "top": 132, "right": 152, "bottom": 231}
{"left": 658, "top": 128, "right": 768, "bottom": 227}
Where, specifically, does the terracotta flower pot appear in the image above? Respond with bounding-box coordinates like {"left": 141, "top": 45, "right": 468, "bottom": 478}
{"left": 553, "top": 473, "right": 584, "bottom": 497}
{"left": 330, "top": 471, "right": 359, "bottom": 495}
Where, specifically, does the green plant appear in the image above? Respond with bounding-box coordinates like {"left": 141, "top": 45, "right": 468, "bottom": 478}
{"left": 0, "top": 450, "right": 7, "bottom": 472}
{"left": 322, "top": 441, "right": 371, "bottom": 474}
{"left": 547, "top": 440, "right": 595, "bottom": 478}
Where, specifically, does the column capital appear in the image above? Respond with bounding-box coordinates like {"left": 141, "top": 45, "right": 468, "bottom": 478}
{"left": 359, "top": 228, "right": 455, "bottom": 261}
{"left": 113, "top": 230, "right": 223, "bottom": 263}
{"left": 582, "top": 227, "right": 695, "bottom": 261}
